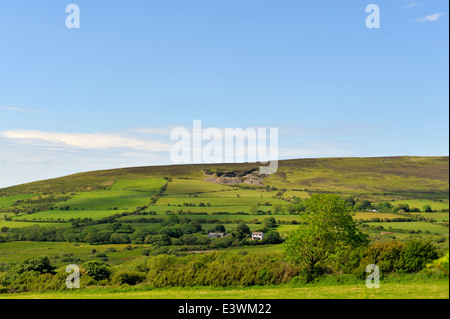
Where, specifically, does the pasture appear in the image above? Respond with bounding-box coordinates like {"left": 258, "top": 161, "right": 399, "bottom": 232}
{"left": 0, "top": 194, "right": 37, "bottom": 208}
{"left": 389, "top": 199, "right": 449, "bottom": 211}
{"left": 0, "top": 221, "right": 68, "bottom": 229}
{"left": 13, "top": 210, "right": 124, "bottom": 222}
{"left": 412, "top": 212, "right": 449, "bottom": 222}
{"left": 62, "top": 190, "right": 154, "bottom": 210}
{"left": 0, "top": 241, "right": 150, "bottom": 267}
{"left": 354, "top": 212, "right": 404, "bottom": 220}
{"left": 156, "top": 196, "right": 286, "bottom": 207}
{"left": 1, "top": 282, "right": 448, "bottom": 299}
{"left": 375, "top": 221, "right": 449, "bottom": 235}
{"left": 109, "top": 179, "right": 167, "bottom": 192}
{"left": 164, "top": 179, "right": 230, "bottom": 195}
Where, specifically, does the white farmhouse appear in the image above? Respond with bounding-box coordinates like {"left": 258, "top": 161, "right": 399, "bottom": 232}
{"left": 252, "top": 232, "right": 264, "bottom": 241}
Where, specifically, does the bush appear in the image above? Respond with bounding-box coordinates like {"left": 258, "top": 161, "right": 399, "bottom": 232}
{"left": 400, "top": 240, "right": 439, "bottom": 273}
{"left": 357, "top": 241, "right": 406, "bottom": 278}
{"left": 427, "top": 253, "right": 449, "bottom": 275}
{"left": 112, "top": 271, "right": 146, "bottom": 286}
{"left": 14, "top": 257, "right": 55, "bottom": 275}
{"left": 145, "top": 252, "right": 299, "bottom": 288}
{"left": 356, "top": 240, "right": 440, "bottom": 277}
{"left": 263, "top": 230, "right": 284, "bottom": 244}
{"left": 82, "top": 261, "right": 111, "bottom": 281}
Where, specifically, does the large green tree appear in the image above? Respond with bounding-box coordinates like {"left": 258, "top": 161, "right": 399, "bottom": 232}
{"left": 284, "top": 194, "right": 368, "bottom": 282}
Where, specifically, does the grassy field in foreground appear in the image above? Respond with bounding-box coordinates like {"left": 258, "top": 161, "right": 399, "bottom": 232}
{"left": 1, "top": 282, "right": 448, "bottom": 299}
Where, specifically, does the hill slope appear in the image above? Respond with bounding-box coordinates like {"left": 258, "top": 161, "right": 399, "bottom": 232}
{"left": 1, "top": 156, "right": 448, "bottom": 200}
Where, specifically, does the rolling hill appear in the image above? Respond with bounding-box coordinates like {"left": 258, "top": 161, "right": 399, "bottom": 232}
{"left": 1, "top": 156, "right": 448, "bottom": 201}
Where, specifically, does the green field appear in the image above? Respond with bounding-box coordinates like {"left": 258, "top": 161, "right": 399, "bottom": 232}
{"left": 62, "top": 190, "right": 155, "bottom": 210}
{"left": 0, "top": 194, "right": 37, "bottom": 208}
{"left": 354, "top": 212, "right": 404, "bottom": 220}
{"left": 412, "top": 212, "right": 449, "bottom": 222}
{"left": 13, "top": 210, "right": 125, "bottom": 222}
{"left": 1, "top": 282, "right": 447, "bottom": 299}
{"left": 156, "top": 196, "right": 286, "bottom": 207}
{"left": 281, "top": 190, "right": 310, "bottom": 199}
{"left": 109, "top": 179, "right": 167, "bottom": 192}
{"left": 0, "top": 221, "right": 68, "bottom": 229}
{"left": 164, "top": 179, "right": 230, "bottom": 195}
{"left": 376, "top": 221, "right": 449, "bottom": 235}
{"left": 0, "top": 241, "right": 151, "bottom": 266}
{"left": 389, "top": 199, "right": 449, "bottom": 211}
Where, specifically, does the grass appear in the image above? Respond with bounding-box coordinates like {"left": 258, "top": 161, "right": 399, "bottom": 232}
{"left": 281, "top": 190, "right": 311, "bottom": 199}
{"left": 0, "top": 156, "right": 448, "bottom": 299}
{"left": 109, "top": 179, "right": 167, "bottom": 192}
{"left": 174, "top": 189, "right": 280, "bottom": 198}
{"left": 265, "top": 157, "right": 449, "bottom": 196}
{"left": 354, "top": 212, "right": 404, "bottom": 220}
{"left": 12, "top": 210, "right": 125, "bottom": 222}
{"left": 156, "top": 196, "right": 287, "bottom": 207}
{"left": 411, "top": 212, "right": 449, "bottom": 222}
{"left": 375, "top": 221, "right": 449, "bottom": 235}
{"left": 1, "top": 281, "right": 448, "bottom": 299}
{"left": 0, "top": 241, "right": 150, "bottom": 266}
{"left": 118, "top": 213, "right": 299, "bottom": 222}
{"left": 389, "top": 199, "right": 449, "bottom": 211}
{"left": 0, "top": 221, "right": 69, "bottom": 229}
{"left": 165, "top": 179, "right": 230, "bottom": 195}
{"left": 63, "top": 190, "right": 155, "bottom": 210}
{"left": 133, "top": 205, "right": 275, "bottom": 214}
{"left": 1, "top": 156, "right": 447, "bottom": 198}
{"left": 0, "top": 194, "right": 37, "bottom": 208}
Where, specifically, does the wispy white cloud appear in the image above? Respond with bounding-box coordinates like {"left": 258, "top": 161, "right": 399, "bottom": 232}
{"left": 415, "top": 12, "right": 444, "bottom": 22}
{"left": 129, "top": 126, "right": 182, "bottom": 136}
{"left": 0, "top": 129, "right": 172, "bottom": 152}
{"left": 403, "top": 2, "right": 419, "bottom": 9}
{"left": 0, "top": 106, "right": 43, "bottom": 113}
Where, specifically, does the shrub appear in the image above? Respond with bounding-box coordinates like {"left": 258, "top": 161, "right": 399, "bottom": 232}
{"left": 14, "top": 257, "right": 55, "bottom": 275}
{"left": 357, "top": 241, "right": 406, "bottom": 278}
{"left": 82, "top": 261, "right": 111, "bottom": 281}
{"left": 112, "top": 271, "right": 146, "bottom": 286}
{"left": 400, "top": 240, "right": 439, "bottom": 273}
{"left": 427, "top": 253, "right": 449, "bottom": 275}
{"left": 145, "top": 252, "right": 299, "bottom": 288}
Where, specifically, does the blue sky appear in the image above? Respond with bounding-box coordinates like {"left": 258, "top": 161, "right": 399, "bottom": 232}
{"left": 0, "top": 0, "right": 448, "bottom": 187}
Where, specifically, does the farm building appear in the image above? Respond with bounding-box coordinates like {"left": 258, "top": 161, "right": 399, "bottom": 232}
{"left": 252, "top": 232, "right": 264, "bottom": 241}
